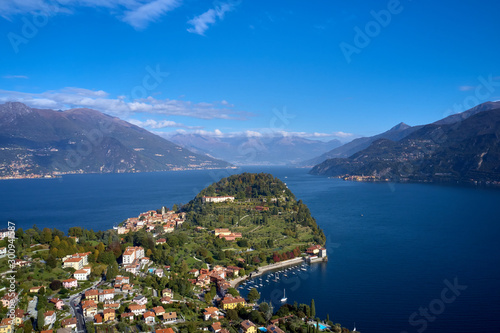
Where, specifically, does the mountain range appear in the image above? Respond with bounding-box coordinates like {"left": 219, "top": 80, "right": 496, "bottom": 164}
{"left": 310, "top": 101, "right": 500, "bottom": 184}
{"left": 167, "top": 133, "right": 342, "bottom": 165}
{"left": 0, "top": 102, "right": 230, "bottom": 177}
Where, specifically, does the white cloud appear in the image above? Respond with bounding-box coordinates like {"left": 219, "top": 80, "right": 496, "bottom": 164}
{"left": 2, "top": 75, "right": 29, "bottom": 79}
{"left": 187, "top": 1, "right": 238, "bottom": 35}
{"left": 164, "top": 128, "right": 355, "bottom": 141}
{"left": 0, "top": 0, "right": 183, "bottom": 30}
{"left": 123, "top": 0, "right": 180, "bottom": 29}
{"left": 0, "top": 87, "right": 249, "bottom": 120}
{"left": 459, "top": 85, "right": 475, "bottom": 91}
{"left": 128, "top": 118, "right": 202, "bottom": 129}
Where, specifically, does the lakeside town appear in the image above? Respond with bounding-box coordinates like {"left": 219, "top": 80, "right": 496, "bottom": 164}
{"left": 0, "top": 173, "right": 347, "bottom": 333}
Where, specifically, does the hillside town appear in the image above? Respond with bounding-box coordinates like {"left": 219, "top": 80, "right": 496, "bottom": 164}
{"left": 0, "top": 228, "right": 329, "bottom": 333}
{"left": 0, "top": 174, "right": 340, "bottom": 333}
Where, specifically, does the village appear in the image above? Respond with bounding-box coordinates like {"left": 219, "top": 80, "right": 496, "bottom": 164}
{"left": 0, "top": 173, "right": 336, "bottom": 333}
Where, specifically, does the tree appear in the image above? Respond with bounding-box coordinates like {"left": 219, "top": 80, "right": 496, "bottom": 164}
{"left": 50, "top": 280, "right": 62, "bottom": 290}
{"left": 46, "top": 255, "right": 57, "bottom": 269}
{"left": 41, "top": 228, "right": 52, "bottom": 244}
{"left": 85, "top": 321, "right": 95, "bottom": 333}
{"left": 227, "top": 288, "right": 239, "bottom": 297}
{"left": 23, "top": 318, "right": 33, "bottom": 333}
{"left": 37, "top": 308, "right": 45, "bottom": 331}
{"left": 259, "top": 302, "right": 272, "bottom": 321}
{"left": 227, "top": 308, "right": 239, "bottom": 321}
{"left": 249, "top": 310, "right": 265, "bottom": 325}
{"left": 311, "top": 299, "right": 316, "bottom": 319}
{"left": 97, "top": 242, "right": 105, "bottom": 253}
{"left": 247, "top": 288, "right": 260, "bottom": 303}
{"left": 106, "top": 261, "right": 119, "bottom": 281}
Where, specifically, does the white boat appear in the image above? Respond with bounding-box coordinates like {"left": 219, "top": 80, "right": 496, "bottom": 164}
{"left": 280, "top": 289, "right": 287, "bottom": 303}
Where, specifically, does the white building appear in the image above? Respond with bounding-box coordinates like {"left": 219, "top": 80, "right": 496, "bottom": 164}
{"left": 74, "top": 269, "right": 90, "bottom": 281}
{"left": 122, "top": 246, "right": 145, "bottom": 264}
{"left": 202, "top": 196, "right": 235, "bottom": 204}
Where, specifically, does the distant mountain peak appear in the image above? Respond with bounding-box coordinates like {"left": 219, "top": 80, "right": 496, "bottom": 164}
{"left": 434, "top": 100, "right": 500, "bottom": 125}
{"left": 388, "top": 122, "right": 411, "bottom": 132}
{"left": 1, "top": 101, "right": 33, "bottom": 115}
{"left": 0, "top": 102, "right": 230, "bottom": 177}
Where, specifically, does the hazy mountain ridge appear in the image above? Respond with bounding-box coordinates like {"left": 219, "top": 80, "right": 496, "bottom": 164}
{"left": 302, "top": 122, "right": 422, "bottom": 166}
{"left": 310, "top": 103, "right": 500, "bottom": 184}
{"left": 168, "top": 133, "right": 342, "bottom": 165}
{"left": 0, "top": 102, "right": 230, "bottom": 177}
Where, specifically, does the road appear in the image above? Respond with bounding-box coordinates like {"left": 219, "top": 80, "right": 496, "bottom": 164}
{"left": 69, "top": 295, "right": 86, "bottom": 333}
{"left": 66, "top": 278, "right": 102, "bottom": 333}
{"left": 27, "top": 296, "right": 37, "bottom": 319}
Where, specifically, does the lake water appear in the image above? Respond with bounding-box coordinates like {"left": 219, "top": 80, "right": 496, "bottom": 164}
{"left": 1, "top": 166, "right": 500, "bottom": 332}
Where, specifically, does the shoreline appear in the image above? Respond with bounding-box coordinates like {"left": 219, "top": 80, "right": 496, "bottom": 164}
{"left": 230, "top": 257, "right": 305, "bottom": 288}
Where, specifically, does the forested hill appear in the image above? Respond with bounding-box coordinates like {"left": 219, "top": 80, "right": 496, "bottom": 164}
{"left": 182, "top": 173, "right": 326, "bottom": 246}
{"left": 200, "top": 173, "right": 294, "bottom": 199}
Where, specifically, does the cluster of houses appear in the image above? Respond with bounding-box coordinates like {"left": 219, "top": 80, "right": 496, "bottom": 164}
{"left": 114, "top": 208, "right": 186, "bottom": 235}
{"left": 61, "top": 252, "right": 92, "bottom": 283}
{"left": 0, "top": 309, "right": 25, "bottom": 333}
{"left": 187, "top": 265, "right": 242, "bottom": 293}
{"left": 213, "top": 228, "right": 242, "bottom": 241}
{"left": 305, "top": 245, "right": 327, "bottom": 260}
{"left": 78, "top": 281, "right": 177, "bottom": 327}
{"left": 207, "top": 319, "right": 285, "bottom": 333}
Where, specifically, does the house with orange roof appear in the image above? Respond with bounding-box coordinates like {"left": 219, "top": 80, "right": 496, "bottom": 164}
{"left": 143, "top": 311, "right": 155, "bottom": 324}
{"left": 160, "top": 296, "right": 172, "bottom": 304}
{"left": 210, "top": 322, "right": 222, "bottom": 333}
{"left": 44, "top": 311, "right": 56, "bottom": 326}
{"left": 50, "top": 298, "right": 64, "bottom": 310}
{"left": 1, "top": 293, "right": 18, "bottom": 308}
{"left": 156, "top": 329, "right": 175, "bottom": 333}
{"left": 162, "top": 288, "right": 173, "bottom": 298}
{"left": 61, "top": 318, "right": 77, "bottom": 329}
{"left": 81, "top": 300, "right": 97, "bottom": 317}
{"left": 98, "top": 289, "right": 115, "bottom": 302}
{"left": 128, "top": 304, "right": 146, "bottom": 316}
{"left": 240, "top": 320, "right": 257, "bottom": 333}
{"left": 62, "top": 278, "right": 78, "bottom": 289}
{"left": 0, "top": 318, "right": 13, "bottom": 333}
{"left": 203, "top": 307, "right": 223, "bottom": 321}
{"left": 63, "top": 257, "right": 83, "bottom": 270}
{"left": 220, "top": 295, "right": 246, "bottom": 310}
{"left": 152, "top": 306, "right": 165, "bottom": 317}
{"left": 122, "top": 246, "right": 144, "bottom": 264}
{"left": 103, "top": 308, "right": 115, "bottom": 322}
{"left": 162, "top": 311, "right": 177, "bottom": 323}
{"left": 13, "top": 309, "right": 24, "bottom": 325}
{"left": 120, "top": 312, "right": 134, "bottom": 322}
{"left": 84, "top": 289, "right": 99, "bottom": 301}
{"left": 266, "top": 325, "right": 285, "bottom": 333}
{"left": 74, "top": 269, "right": 89, "bottom": 281}
{"left": 29, "top": 286, "right": 43, "bottom": 293}
{"left": 94, "top": 314, "right": 103, "bottom": 325}
{"left": 103, "top": 303, "right": 120, "bottom": 310}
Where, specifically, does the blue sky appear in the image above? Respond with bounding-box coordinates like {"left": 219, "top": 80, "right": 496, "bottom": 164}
{"left": 1, "top": 0, "right": 499, "bottom": 141}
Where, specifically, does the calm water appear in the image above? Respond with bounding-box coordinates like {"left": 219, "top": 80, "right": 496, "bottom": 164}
{"left": 1, "top": 167, "right": 500, "bottom": 332}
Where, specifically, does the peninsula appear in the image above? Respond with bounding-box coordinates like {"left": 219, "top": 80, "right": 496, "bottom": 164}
{"left": 0, "top": 173, "right": 353, "bottom": 333}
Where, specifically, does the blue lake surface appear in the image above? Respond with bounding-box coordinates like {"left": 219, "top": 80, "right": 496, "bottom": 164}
{"left": 1, "top": 166, "right": 500, "bottom": 332}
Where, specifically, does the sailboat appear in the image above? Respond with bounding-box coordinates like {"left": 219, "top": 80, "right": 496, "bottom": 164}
{"left": 280, "top": 289, "right": 287, "bottom": 303}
